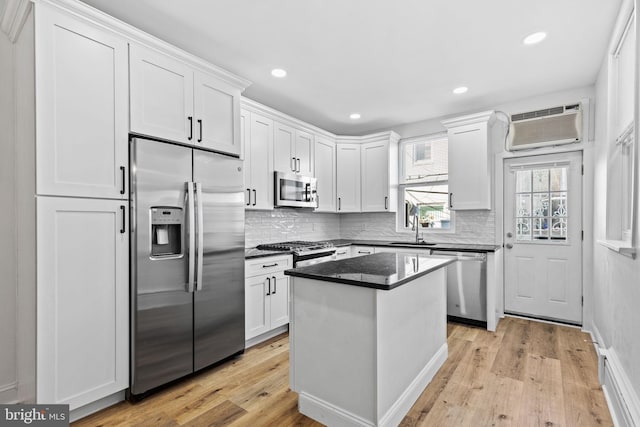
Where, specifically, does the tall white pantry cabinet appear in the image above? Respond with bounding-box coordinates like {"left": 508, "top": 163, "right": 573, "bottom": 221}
{"left": 2, "top": 0, "right": 249, "bottom": 417}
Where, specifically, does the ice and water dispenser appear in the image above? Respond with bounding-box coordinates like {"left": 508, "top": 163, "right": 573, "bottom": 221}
{"left": 150, "top": 207, "right": 182, "bottom": 257}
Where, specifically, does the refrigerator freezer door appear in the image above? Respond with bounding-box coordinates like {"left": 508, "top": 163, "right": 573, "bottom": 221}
{"left": 130, "top": 138, "right": 194, "bottom": 395}
{"left": 193, "top": 150, "right": 245, "bottom": 371}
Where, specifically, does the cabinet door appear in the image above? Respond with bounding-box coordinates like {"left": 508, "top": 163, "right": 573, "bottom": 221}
{"left": 274, "top": 122, "right": 296, "bottom": 172}
{"left": 36, "top": 6, "right": 128, "bottom": 199}
{"left": 336, "top": 144, "right": 361, "bottom": 212}
{"left": 194, "top": 71, "right": 241, "bottom": 156}
{"left": 295, "top": 130, "right": 314, "bottom": 176}
{"left": 361, "top": 141, "right": 390, "bottom": 212}
{"left": 334, "top": 247, "right": 351, "bottom": 260}
{"left": 247, "top": 113, "right": 274, "bottom": 210}
{"left": 130, "top": 44, "right": 194, "bottom": 144}
{"left": 448, "top": 123, "right": 491, "bottom": 210}
{"left": 245, "top": 275, "right": 271, "bottom": 340}
{"left": 36, "top": 197, "right": 128, "bottom": 409}
{"left": 269, "top": 274, "right": 290, "bottom": 329}
{"left": 241, "top": 109, "right": 250, "bottom": 204}
{"left": 314, "top": 137, "right": 336, "bottom": 212}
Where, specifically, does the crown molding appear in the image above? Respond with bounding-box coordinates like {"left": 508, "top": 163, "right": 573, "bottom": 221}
{"left": 33, "top": 0, "right": 251, "bottom": 90}
{"left": 335, "top": 130, "right": 401, "bottom": 145}
{"left": 1, "top": 0, "right": 32, "bottom": 42}
{"left": 441, "top": 110, "right": 496, "bottom": 129}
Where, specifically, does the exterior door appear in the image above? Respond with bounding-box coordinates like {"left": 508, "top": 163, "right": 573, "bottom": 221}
{"left": 504, "top": 151, "right": 582, "bottom": 324}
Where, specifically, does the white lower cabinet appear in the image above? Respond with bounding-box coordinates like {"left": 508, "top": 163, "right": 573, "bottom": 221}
{"left": 350, "top": 245, "right": 376, "bottom": 257}
{"left": 334, "top": 247, "right": 351, "bottom": 260}
{"left": 36, "top": 197, "right": 128, "bottom": 410}
{"left": 245, "top": 255, "right": 292, "bottom": 341}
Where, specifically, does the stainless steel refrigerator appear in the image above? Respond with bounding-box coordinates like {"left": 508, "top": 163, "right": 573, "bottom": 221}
{"left": 129, "top": 137, "right": 245, "bottom": 397}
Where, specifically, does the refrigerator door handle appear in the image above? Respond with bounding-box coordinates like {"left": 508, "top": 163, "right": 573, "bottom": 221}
{"left": 187, "top": 182, "right": 196, "bottom": 292}
{"left": 195, "top": 182, "right": 204, "bottom": 291}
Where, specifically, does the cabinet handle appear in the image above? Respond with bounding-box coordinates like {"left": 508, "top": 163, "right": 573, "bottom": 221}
{"left": 188, "top": 116, "right": 193, "bottom": 140}
{"left": 384, "top": 196, "right": 388, "bottom": 210}
{"left": 197, "top": 119, "right": 203, "bottom": 142}
{"left": 272, "top": 276, "right": 277, "bottom": 294}
{"left": 358, "top": 250, "right": 371, "bottom": 254}
{"left": 246, "top": 188, "right": 251, "bottom": 206}
{"left": 338, "top": 197, "right": 341, "bottom": 211}
{"left": 449, "top": 193, "right": 453, "bottom": 209}
{"left": 296, "top": 158, "right": 301, "bottom": 172}
{"left": 291, "top": 157, "right": 296, "bottom": 172}
{"left": 262, "top": 263, "right": 278, "bottom": 268}
{"left": 337, "top": 251, "right": 347, "bottom": 255}
{"left": 120, "top": 205, "right": 125, "bottom": 234}
{"left": 120, "top": 166, "right": 126, "bottom": 195}
{"left": 252, "top": 189, "right": 257, "bottom": 206}
{"left": 266, "top": 277, "right": 271, "bottom": 296}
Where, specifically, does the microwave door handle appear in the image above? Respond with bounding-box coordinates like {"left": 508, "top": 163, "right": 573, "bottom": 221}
{"left": 187, "top": 182, "right": 195, "bottom": 293}
{"left": 195, "top": 182, "right": 204, "bottom": 291}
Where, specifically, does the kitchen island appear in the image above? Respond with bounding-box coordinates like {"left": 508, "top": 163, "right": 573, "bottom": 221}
{"left": 285, "top": 252, "right": 454, "bottom": 427}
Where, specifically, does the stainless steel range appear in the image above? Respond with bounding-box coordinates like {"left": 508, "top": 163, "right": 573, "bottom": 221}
{"left": 256, "top": 241, "right": 336, "bottom": 267}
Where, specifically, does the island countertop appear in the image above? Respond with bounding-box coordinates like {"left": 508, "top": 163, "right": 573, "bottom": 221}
{"left": 284, "top": 252, "right": 455, "bottom": 290}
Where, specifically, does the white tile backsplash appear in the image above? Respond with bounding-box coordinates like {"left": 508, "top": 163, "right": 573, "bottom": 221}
{"left": 246, "top": 208, "right": 495, "bottom": 247}
{"left": 339, "top": 211, "right": 495, "bottom": 244}
{"left": 245, "top": 209, "right": 341, "bottom": 248}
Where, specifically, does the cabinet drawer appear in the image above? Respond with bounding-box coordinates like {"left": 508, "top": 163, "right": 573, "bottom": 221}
{"left": 245, "top": 255, "right": 292, "bottom": 277}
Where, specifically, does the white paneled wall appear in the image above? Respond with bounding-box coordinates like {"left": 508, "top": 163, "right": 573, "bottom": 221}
{"left": 339, "top": 211, "right": 496, "bottom": 244}
{"left": 245, "top": 209, "right": 341, "bottom": 248}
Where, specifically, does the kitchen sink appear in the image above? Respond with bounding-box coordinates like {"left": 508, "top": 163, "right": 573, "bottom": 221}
{"left": 388, "top": 241, "right": 437, "bottom": 246}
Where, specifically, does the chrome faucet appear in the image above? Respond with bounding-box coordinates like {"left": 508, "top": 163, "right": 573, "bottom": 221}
{"left": 411, "top": 211, "right": 424, "bottom": 243}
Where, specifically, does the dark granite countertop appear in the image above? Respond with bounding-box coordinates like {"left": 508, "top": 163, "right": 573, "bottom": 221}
{"left": 246, "top": 240, "right": 500, "bottom": 259}
{"left": 285, "top": 252, "right": 455, "bottom": 290}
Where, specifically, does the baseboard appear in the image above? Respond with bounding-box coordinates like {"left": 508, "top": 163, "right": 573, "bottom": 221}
{"left": 245, "top": 325, "right": 289, "bottom": 349}
{"left": 299, "top": 392, "right": 376, "bottom": 427}
{"left": 601, "top": 348, "right": 640, "bottom": 427}
{"left": 378, "top": 342, "right": 448, "bottom": 427}
{"left": 70, "top": 391, "right": 125, "bottom": 422}
{"left": 589, "top": 323, "right": 606, "bottom": 384}
{"left": 298, "top": 343, "right": 448, "bottom": 427}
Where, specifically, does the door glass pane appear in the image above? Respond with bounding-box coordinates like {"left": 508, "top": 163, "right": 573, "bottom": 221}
{"left": 517, "top": 194, "right": 531, "bottom": 216}
{"left": 532, "top": 194, "right": 549, "bottom": 217}
{"left": 516, "top": 170, "right": 532, "bottom": 192}
{"left": 533, "top": 169, "right": 549, "bottom": 192}
{"left": 550, "top": 168, "right": 568, "bottom": 191}
{"left": 516, "top": 218, "right": 531, "bottom": 241}
{"left": 513, "top": 165, "right": 568, "bottom": 243}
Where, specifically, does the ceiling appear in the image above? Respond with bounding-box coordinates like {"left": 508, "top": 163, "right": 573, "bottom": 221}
{"left": 79, "top": 0, "right": 622, "bottom": 135}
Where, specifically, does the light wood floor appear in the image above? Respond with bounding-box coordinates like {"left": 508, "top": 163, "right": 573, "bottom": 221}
{"left": 73, "top": 317, "right": 613, "bottom": 427}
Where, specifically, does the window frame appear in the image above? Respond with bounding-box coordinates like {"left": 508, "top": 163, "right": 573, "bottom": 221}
{"left": 396, "top": 133, "right": 454, "bottom": 234}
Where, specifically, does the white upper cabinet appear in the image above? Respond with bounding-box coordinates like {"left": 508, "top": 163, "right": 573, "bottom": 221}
{"left": 442, "top": 111, "right": 496, "bottom": 210}
{"left": 361, "top": 139, "right": 398, "bottom": 212}
{"left": 274, "top": 121, "right": 314, "bottom": 176}
{"left": 194, "top": 71, "right": 242, "bottom": 155}
{"left": 130, "top": 44, "right": 244, "bottom": 156}
{"left": 336, "top": 144, "right": 361, "bottom": 212}
{"left": 314, "top": 136, "right": 336, "bottom": 212}
{"left": 36, "top": 5, "right": 128, "bottom": 199}
{"left": 242, "top": 109, "right": 274, "bottom": 210}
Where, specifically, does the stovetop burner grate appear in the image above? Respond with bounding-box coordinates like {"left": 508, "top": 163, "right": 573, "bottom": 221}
{"left": 257, "top": 240, "right": 334, "bottom": 252}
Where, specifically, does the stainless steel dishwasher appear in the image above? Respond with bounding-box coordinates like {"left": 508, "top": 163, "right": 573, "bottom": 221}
{"left": 431, "top": 251, "right": 487, "bottom": 324}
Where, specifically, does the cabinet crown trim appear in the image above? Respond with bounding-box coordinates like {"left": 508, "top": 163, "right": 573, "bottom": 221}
{"left": 336, "top": 131, "right": 400, "bottom": 145}
{"left": 441, "top": 110, "right": 496, "bottom": 129}
{"left": 1, "top": 0, "right": 31, "bottom": 42}
{"left": 35, "top": 0, "right": 251, "bottom": 90}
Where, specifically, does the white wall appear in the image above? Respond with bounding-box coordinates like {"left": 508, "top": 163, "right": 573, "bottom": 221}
{"left": 592, "top": 7, "right": 640, "bottom": 415}
{"left": 0, "top": 19, "right": 17, "bottom": 404}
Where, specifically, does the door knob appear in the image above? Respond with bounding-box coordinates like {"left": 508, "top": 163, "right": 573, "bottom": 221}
{"left": 506, "top": 243, "right": 513, "bottom": 249}
{"left": 506, "top": 232, "right": 513, "bottom": 238}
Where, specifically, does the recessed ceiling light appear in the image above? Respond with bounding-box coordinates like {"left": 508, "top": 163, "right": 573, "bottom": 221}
{"left": 452, "top": 86, "right": 468, "bottom": 95}
{"left": 349, "top": 113, "right": 361, "bottom": 120}
{"left": 523, "top": 32, "right": 547, "bottom": 45}
{"left": 271, "top": 68, "right": 287, "bottom": 78}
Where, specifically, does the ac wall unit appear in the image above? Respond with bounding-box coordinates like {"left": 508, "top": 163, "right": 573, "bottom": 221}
{"left": 507, "top": 103, "right": 582, "bottom": 151}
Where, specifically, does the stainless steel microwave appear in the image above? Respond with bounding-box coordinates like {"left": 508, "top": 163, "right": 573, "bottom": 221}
{"left": 274, "top": 172, "right": 317, "bottom": 208}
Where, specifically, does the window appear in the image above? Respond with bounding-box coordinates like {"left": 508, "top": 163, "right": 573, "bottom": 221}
{"left": 398, "top": 134, "right": 452, "bottom": 231}
{"left": 606, "top": 9, "right": 636, "bottom": 246}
